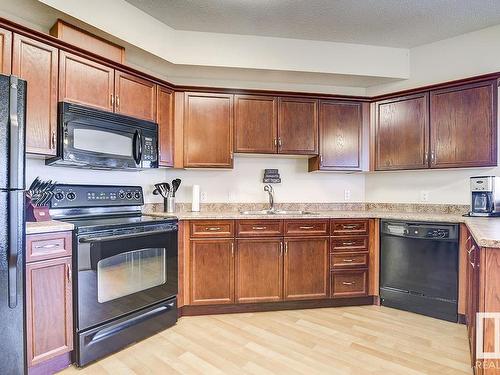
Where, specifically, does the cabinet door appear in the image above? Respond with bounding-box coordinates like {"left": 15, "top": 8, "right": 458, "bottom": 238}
{"left": 59, "top": 51, "right": 114, "bottom": 111}
{"left": 310, "top": 100, "right": 362, "bottom": 171}
{"left": 184, "top": 92, "right": 233, "bottom": 168}
{"left": 284, "top": 237, "right": 328, "bottom": 300}
{"left": 0, "top": 27, "right": 12, "bottom": 74}
{"left": 12, "top": 34, "right": 58, "bottom": 156}
{"left": 234, "top": 95, "right": 278, "bottom": 153}
{"left": 278, "top": 98, "right": 318, "bottom": 154}
{"left": 190, "top": 239, "right": 234, "bottom": 305}
{"left": 26, "top": 257, "right": 73, "bottom": 367}
{"left": 157, "top": 86, "right": 174, "bottom": 167}
{"left": 115, "top": 71, "right": 156, "bottom": 121}
{"left": 430, "top": 81, "right": 497, "bottom": 168}
{"left": 235, "top": 238, "right": 283, "bottom": 303}
{"left": 375, "top": 93, "right": 429, "bottom": 170}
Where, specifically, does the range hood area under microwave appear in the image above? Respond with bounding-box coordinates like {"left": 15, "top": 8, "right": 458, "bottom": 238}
{"left": 46, "top": 102, "right": 159, "bottom": 170}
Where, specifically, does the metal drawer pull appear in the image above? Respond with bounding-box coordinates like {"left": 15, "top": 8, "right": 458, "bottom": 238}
{"left": 342, "top": 259, "right": 354, "bottom": 262}
{"left": 34, "top": 243, "right": 60, "bottom": 249}
{"left": 342, "top": 225, "right": 358, "bottom": 229}
{"left": 342, "top": 242, "right": 355, "bottom": 246}
{"left": 206, "top": 227, "right": 221, "bottom": 231}
{"left": 66, "top": 264, "right": 72, "bottom": 283}
{"left": 299, "top": 226, "right": 315, "bottom": 230}
{"left": 252, "top": 226, "right": 267, "bottom": 230}
{"left": 342, "top": 281, "right": 355, "bottom": 286}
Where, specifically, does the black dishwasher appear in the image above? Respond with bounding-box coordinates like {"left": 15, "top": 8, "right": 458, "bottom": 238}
{"left": 380, "top": 220, "right": 459, "bottom": 322}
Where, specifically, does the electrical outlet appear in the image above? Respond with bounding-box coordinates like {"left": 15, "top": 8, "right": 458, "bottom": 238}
{"left": 420, "top": 191, "right": 430, "bottom": 202}
{"left": 200, "top": 191, "right": 208, "bottom": 203}
{"left": 344, "top": 189, "right": 351, "bottom": 201}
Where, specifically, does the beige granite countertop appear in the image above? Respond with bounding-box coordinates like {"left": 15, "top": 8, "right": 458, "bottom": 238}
{"left": 26, "top": 220, "right": 74, "bottom": 235}
{"left": 146, "top": 209, "right": 500, "bottom": 249}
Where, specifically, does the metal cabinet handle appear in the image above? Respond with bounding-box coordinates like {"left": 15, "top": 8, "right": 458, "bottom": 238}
{"left": 274, "top": 138, "right": 277, "bottom": 147}
{"left": 51, "top": 131, "right": 56, "bottom": 149}
{"left": 424, "top": 152, "right": 428, "bottom": 163}
{"left": 299, "top": 226, "right": 315, "bottom": 230}
{"left": 34, "top": 243, "right": 60, "bottom": 249}
{"left": 285, "top": 242, "right": 288, "bottom": 254}
{"left": 116, "top": 95, "right": 120, "bottom": 108}
{"left": 320, "top": 154, "right": 323, "bottom": 164}
{"left": 206, "top": 227, "right": 221, "bottom": 231}
{"left": 231, "top": 242, "right": 234, "bottom": 256}
{"left": 110, "top": 94, "right": 114, "bottom": 107}
{"left": 342, "top": 242, "right": 355, "bottom": 246}
{"left": 343, "top": 225, "right": 358, "bottom": 229}
{"left": 342, "top": 259, "right": 354, "bottom": 263}
{"left": 252, "top": 226, "right": 267, "bottom": 230}
{"left": 431, "top": 151, "right": 435, "bottom": 163}
{"left": 280, "top": 242, "right": 283, "bottom": 256}
{"left": 66, "top": 263, "right": 72, "bottom": 283}
{"left": 278, "top": 138, "right": 282, "bottom": 147}
{"left": 342, "top": 281, "right": 355, "bottom": 286}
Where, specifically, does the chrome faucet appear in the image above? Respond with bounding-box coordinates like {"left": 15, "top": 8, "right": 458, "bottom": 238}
{"left": 264, "top": 184, "right": 275, "bottom": 212}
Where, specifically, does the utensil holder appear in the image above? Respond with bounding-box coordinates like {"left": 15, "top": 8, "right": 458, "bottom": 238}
{"left": 164, "top": 197, "right": 175, "bottom": 213}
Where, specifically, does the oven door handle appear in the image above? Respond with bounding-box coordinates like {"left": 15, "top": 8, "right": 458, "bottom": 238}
{"left": 79, "top": 228, "right": 177, "bottom": 243}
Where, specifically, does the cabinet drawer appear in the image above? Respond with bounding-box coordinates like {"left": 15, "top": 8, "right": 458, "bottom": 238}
{"left": 190, "top": 220, "right": 234, "bottom": 238}
{"left": 331, "top": 236, "right": 368, "bottom": 252}
{"left": 26, "top": 231, "right": 72, "bottom": 262}
{"left": 331, "top": 220, "right": 369, "bottom": 236}
{"left": 331, "top": 270, "right": 368, "bottom": 298}
{"left": 330, "top": 252, "right": 368, "bottom": 269}
{"left": 236, "top": 220, "right": 283, "bottom": 237}
{"left": 284, "top": 219, "right": 329, "bottom": 236}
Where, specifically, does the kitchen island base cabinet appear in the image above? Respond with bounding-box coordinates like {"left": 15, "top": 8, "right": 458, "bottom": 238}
{"left": 190, "top": 239, "right": 235, "bottom": 305}
{"left": 235, "top": 239, "right": 283, "bottom": 303}
{"left": 284, "top": 238, "right": 329, "bottom": 300}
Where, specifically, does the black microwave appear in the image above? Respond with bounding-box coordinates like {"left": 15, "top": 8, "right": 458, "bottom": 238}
{"left": 46, "top": 102, "right": 158, "bottom": 170}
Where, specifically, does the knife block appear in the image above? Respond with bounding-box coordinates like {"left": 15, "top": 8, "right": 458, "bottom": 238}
{"left": 25, "top": 197, "right": 52, "bottom": 222}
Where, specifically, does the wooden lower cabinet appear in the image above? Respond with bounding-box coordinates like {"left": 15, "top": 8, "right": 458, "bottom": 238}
{"left": 283, "top": 237, "right": 329, "bottom": 300}
{"left": 26, "top": 256, "right": 73, "bottom": 367}
{"left": 190, "top": 239, "right": 235, "bottom": 305}
{"left": 331, "top": 269, "right": 368, "bottom": 298}
{"left": 235, "top": 238, "right": 283, "bottom": 303}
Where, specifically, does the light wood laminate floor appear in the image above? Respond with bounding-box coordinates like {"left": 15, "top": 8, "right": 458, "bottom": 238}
{"left": 61, "top": 305, "right": 472, "bottom": 375}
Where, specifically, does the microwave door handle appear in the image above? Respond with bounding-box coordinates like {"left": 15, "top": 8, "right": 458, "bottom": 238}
{"left": 138, "top": 132, "right": 143, "bottom": 162}
{"left": 133, "top": 130, "right": 141, "bottom": 165}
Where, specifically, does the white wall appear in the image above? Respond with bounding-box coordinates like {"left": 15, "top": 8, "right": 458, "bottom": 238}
{"left": 27, "top": 157, "right": 365, "bottom": 204}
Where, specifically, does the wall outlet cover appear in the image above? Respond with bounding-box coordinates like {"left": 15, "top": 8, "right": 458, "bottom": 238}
{"left": 344, "top": 189, "right": 351, "bottom": 201}
{"left": 420, "top": 191, "right": 430, "bottom": 202}
{"left": 200, "top": 191, "right": 208, "bottom": 202}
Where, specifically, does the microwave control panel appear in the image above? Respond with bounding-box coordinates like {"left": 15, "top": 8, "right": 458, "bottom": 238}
{"left": 50, "top": 184, "right": 144, "bottom": 208}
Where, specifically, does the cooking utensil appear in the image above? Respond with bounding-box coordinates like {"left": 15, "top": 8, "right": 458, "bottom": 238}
{"left": 172, "top": 179, "right": 181, "bottom": 197}
{"left": 154, "top": 183, "right": 171, "bottom": 199}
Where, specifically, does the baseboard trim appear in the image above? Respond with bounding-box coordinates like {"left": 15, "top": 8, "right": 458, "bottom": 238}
{"left": 179, "top": 296, "right": 375, "bottom": 316}
{"left": 28, "top": 352, "right": 72, "bottom": 375}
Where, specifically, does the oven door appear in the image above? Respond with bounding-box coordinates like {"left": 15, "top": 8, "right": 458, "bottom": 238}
{"left": 76, "top": 227, "right": 178, "bottom": 331}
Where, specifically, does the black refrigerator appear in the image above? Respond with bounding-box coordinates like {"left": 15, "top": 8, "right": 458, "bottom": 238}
{"left": 0, "top": 74, "right": 27, "bottom": 374}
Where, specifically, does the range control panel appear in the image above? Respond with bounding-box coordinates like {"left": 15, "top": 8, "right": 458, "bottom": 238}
{"left": 50, "top": 184, "right": 144, "bottom": 208}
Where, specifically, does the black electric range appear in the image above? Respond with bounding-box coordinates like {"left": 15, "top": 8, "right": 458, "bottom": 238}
{"left": 49, "top": 184, "right": 178, "bottom": 367}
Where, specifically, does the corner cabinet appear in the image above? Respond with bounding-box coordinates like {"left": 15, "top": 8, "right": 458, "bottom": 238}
{"left": 430, "top": 80, "right": 497, "bottom": 168}
{"left": 12, "top": 34, "right": 58, "bottom": 156}
{"left": 25, "top": 231, "right": 73, "bottom": 372}
{"left": 183, "top": 92, "right": 234, "bottom": 168}
{"left": 375, "top": 93, "right": 429, "bottom": 170}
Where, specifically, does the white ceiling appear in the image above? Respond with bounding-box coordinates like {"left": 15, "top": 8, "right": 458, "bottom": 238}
{"left": 124, "top": 0, "right": 500, "bottom": 48}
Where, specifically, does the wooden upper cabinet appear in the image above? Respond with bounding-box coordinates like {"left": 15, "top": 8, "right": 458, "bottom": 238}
{"left": 184, "top": 92, "right": 234, "bottom": 168}
{"left": 59, "top": 51, "right": 114, "bottom": 111}
{"left": 12, "top": 34, "right": 58, "bottom": 156}
{"left": 310, "top": 100, "right": 362, "bottom": 171}
{"left": 284, "top": 237, "right": 328, "bottom": 300}
{"left": 0, "top": 27, "right": 12, "bottom": 74}
{"left": 430, "top": 81, "right": 497, "bottom": 168}
{"left": 278, "top": 98, "right": 318, "bottom": 155}
{"left": 234, "top": 95, "right": 278, "bottom": 153}
{"left": 115, "top": 70, "right": 156, "bottom": 121}
{"left": 235, "top": 238, "right": 283, "bottom": 303}
{"left": 26, "top": 257, "right": 73, "bottom": 367}
{"left": 157, "top": 86, "right": 174, "bottom": 167}
{"left": 375, "top": 93, "right": 429, "bottom": 170}
{"left": 190, "top": 239, "right": 234, "bottom": 305}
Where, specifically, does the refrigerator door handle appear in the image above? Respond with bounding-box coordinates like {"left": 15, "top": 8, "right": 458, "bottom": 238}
{"left": 7, "top": 192, "right": 21, "bottom": 309}
{"left": 8, "top": 76, "right": 22, "bottom": 190}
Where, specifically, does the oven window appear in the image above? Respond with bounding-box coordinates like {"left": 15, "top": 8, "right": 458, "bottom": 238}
{"left": 97, "top": 248, "right": 166, "bottom": 303}
{"left": 73, "top": 128, "right": 133, "bottom": 157}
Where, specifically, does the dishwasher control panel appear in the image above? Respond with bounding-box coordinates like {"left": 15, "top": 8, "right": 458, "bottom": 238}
{"left": 382, "top": 221, "right": 458, "bottom": 241}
